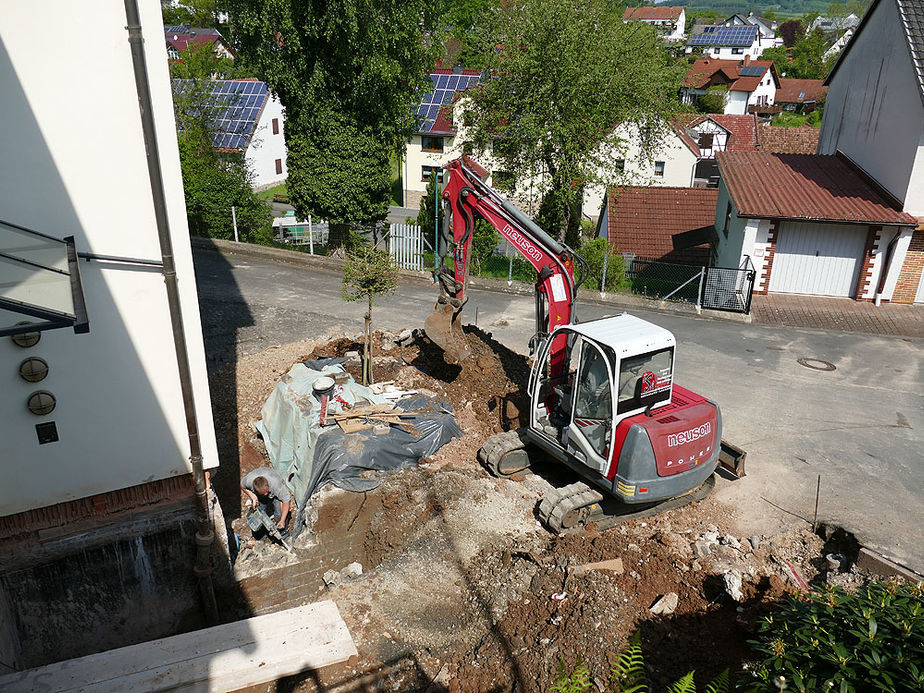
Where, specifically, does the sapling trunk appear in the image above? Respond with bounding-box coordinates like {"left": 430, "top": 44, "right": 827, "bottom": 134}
{"left": 363, "top": 294, "right": 373, "bottom": 385}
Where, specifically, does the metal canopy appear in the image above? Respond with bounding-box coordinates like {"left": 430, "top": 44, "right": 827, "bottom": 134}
{"left": 0, "top": 218, "right": 89, "bottom": 338}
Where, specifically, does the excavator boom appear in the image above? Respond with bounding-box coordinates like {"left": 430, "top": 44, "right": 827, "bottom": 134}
{"left": 425, "top": 156, "right": 584, "bottom": 374}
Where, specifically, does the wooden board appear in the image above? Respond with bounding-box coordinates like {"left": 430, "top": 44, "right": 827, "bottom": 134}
{"left": 0, "top": 600, "right": 357, "bottom": 692}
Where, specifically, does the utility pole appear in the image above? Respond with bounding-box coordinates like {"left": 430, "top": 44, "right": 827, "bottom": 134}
{"left": 432, "top": 169, "right": 441, "bottom": 271}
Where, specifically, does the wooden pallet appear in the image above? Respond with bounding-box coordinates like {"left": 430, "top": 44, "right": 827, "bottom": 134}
{"left": 0, "top": 601, "right": 356, "bottom": 692}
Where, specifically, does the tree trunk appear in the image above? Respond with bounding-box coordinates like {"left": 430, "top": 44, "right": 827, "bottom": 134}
{"left": 362, "top": 295, "right": 373, "bottom": 385}
{"left": 329, "top": 222, "right": 351, "bottom": 259}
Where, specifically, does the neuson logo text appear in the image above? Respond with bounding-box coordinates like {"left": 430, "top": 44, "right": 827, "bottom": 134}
{"left": 667, "top": 422, "right": 711, "bottom": 448}
{"left": 505, "top": 224, "right": 543, "bottom": 262}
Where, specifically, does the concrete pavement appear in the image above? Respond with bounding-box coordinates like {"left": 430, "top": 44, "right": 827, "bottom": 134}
{"left": 191, "top": 239, "right": 924, "bottom": 575}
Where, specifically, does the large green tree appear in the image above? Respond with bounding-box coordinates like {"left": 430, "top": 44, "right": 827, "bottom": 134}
{"left": 228, "top": 0, "right": 443, "bottom": 246}
{"left": 458, "top": 0, "right": 683, "bottom": 243}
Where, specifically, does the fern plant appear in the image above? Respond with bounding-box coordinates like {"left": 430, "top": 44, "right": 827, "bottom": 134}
{"left": 550, "top": 632, "right": 730, "bottom": 693}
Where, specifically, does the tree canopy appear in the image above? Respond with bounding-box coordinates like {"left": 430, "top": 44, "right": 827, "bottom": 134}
{"left": 228, "top": 0, "right": 442, "bottom": 230}
{"left": 458, "top": 0, "right": 683, "bottom": 242}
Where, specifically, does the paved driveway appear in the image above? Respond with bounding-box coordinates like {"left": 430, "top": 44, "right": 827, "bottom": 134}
{"left": 192, "top": 246, "right": 924, "bottom": 575}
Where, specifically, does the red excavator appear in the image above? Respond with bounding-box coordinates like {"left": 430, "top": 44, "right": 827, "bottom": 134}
{"left": 425, "top": 157, "right": 722, "bottom": 532}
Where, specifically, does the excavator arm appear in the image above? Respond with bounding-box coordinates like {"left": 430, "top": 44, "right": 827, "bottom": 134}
{"left": 425, "top": 156, "right": 585, "bottom": 377}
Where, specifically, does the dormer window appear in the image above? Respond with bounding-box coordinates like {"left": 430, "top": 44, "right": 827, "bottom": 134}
{"left": 698, "top": 133, "right": 714, "bottom": 149}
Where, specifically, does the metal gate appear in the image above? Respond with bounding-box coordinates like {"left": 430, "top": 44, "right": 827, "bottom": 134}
{"left": 388, "top": 223, "right": 424, "bottom": 271}
{"left": 701, "top": 266, "right": 755, "bottom": 313}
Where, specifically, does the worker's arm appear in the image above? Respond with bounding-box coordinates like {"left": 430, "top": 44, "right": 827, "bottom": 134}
{"left": 277, "top": 500, "right": 290, "bottom": 529}
{"left": 241, "top": 487, "right": 259, "bottom": 509}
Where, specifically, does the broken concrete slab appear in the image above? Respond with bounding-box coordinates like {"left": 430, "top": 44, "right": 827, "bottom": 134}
{"left": 649, "top": 592, "right": 679, "bottom": 615}
{"left": 569, "top": 558, "right": 624, "bottom": 577}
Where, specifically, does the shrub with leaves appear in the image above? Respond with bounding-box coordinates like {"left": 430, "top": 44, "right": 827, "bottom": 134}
{"left": 470, "top": 219, "right": 500, "bottom": 273}
{"left": 578, "top": 237, "right": 630, "bottom": 293}
{"left": 746, "top": 580, "right": 924, "bottom": 693}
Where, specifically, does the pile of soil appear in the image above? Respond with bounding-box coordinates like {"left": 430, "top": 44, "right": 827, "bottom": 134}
{"left": 209, "top": 329, "right": 857, "bottom": 692}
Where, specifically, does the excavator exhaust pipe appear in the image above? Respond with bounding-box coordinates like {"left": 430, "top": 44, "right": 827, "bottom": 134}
{"left": 424, "top": 302, "right": 472, "bottom": 363}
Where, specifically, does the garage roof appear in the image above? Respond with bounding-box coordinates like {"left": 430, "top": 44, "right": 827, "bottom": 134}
{"left": 716, "top": 151, "right": 918, "bottom": 226}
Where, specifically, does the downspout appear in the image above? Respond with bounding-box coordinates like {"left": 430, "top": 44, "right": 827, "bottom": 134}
{"left": 874, "top": 229, "right": 901, "bottom": 306}
{"left": 123, "top": 0, "right": 218, "bottom": 624}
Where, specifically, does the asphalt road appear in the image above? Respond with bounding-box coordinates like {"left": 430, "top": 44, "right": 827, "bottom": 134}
{"left": 192, "top": 247, "right": 924, "bottom": 575}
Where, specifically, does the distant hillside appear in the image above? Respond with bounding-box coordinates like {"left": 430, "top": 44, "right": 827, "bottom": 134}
{"left": 675, "top": 0, "right": 834, "bottom": 19}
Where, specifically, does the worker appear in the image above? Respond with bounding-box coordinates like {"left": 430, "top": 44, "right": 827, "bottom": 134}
{"left": 241, "top": 467, "right": 292, "bottom": 539}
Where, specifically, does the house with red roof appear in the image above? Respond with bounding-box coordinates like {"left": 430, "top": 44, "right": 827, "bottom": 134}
{"left": 622, "top": 6, "right": 686, "bottom": 42}
{"left": 713, "top": 151, "right": 917, "bottom": 300}
{"left": 774, "top": 78, "right": 827, "bottom": 113}
{"left": 681, "top": 57, "right": 779, "bottom": 115}
{"left": 403, "top": 69, "right": 482, "bottom": 208}
{"left": 596, "top": 187, "right": 718, "bottom": 266}
{"left": 818, "top": 0, "right": 924, "bottom": 303}
{"left": 164, "top": 25, "right": 233, "bottom": 61}
{"left": 581, "top": 114, "right": 759, "bottom": 217}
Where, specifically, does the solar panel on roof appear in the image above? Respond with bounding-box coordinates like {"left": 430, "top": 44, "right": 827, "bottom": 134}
{"left": 172, "top": 79, "right": 269, "bottom": 152}
{"left": 689, "top": 25, "right": 756, "bottom": 46}
{"left": 413, "top": 71, "right": 482, "bottom": 132}
{"left": 739, "top": 65, "right": 764, "bottom": 77}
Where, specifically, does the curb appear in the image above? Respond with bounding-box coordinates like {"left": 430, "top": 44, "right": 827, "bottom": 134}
{"left": 191, "top": 237, "right": 753, "bottom": 325}
{"left": 856, "top": 547, "right": 924, "bottom": 583}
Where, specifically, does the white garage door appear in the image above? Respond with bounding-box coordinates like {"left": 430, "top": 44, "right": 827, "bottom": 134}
{"left": 769, "top": 222, "right": 868, "bottom": 297}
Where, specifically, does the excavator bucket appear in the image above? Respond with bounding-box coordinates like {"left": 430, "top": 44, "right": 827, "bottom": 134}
{"left": 424, "top": 302, "right": 472, "bottom": 363}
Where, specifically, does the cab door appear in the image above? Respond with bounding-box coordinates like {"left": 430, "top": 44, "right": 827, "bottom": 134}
{"left": 567, "top": 340, "right": 615, "bottom": 476}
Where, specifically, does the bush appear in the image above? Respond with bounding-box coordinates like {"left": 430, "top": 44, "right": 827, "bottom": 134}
{"left": 746, "top": 581, "right": 924, "bottom": 692}
{"left": 470, "top": 219, "right": 500, "bottom": 273}
{"left": 578, "top": 237, "right": 630, "bottom": 292}
{"left": 698, "top": 86, "right": 727, "bottom": 114}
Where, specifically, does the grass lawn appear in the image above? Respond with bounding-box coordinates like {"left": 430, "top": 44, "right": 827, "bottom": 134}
{"left": 256, "top": 181, "right": 288, "bottom": 202}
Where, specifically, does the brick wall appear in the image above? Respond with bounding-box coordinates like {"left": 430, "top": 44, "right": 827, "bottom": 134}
{"left": 892, "top": 229, "right": 924, "bottom": 304}
{"left": 855, "top": 226, "right": 883, "bottom": 301}
{"left": 754, "top": 220, "right": 778, "bottom": 295}
{"left": 0, "top": 475, "right": 195, "bottom": 556}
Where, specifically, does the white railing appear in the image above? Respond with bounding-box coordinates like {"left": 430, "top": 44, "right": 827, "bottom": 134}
{"left": 388, "top": 223, "right": 424, "bottom": 271}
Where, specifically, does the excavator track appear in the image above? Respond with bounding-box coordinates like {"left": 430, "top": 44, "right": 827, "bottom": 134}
{"left": 538, "top": 474, "right": 716, "bottom": 535}
{"left": 478, "top": 430, "right": 531, "bottom": 476}
{"left": 479, "top": 430, "right": 717, "bottom": 534}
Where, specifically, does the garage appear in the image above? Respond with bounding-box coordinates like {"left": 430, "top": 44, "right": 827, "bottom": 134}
{"left": 768, "top": 221, "right": 869, "bottom": 297}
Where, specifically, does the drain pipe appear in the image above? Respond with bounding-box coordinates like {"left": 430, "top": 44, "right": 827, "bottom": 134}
{"left": 124, "top": 0, "right": 218, "bottom": 624}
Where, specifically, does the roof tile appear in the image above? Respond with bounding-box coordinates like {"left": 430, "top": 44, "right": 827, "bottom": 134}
{"left": 757, "top": 125, "right": 820, "bottom": 154}
{"left": 775, "top": 78, "right": 827, "bottom": 103}
{"left": 623, "top": 6, "right": 684, "bottom": 21}
{"left": 606, "top": 186, "right": 718, "bottom": 264}
{"left": 716, "top": 151, "right": 917, "bottom": 225}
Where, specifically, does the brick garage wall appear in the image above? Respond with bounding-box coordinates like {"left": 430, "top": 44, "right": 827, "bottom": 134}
{"left": 855, "top": 226, "right": 883, "bottom": 301}
{"left": 754, "top": 220, "right": 778, "bottom": 295}
{"left": 892, "top": 229, "right": 924, "bottom": 304}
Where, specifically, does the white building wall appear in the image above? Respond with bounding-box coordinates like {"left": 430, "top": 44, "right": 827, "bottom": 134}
{"left": 583, "top": 124, "right": 698, "bottom": 219}
{"left": 403, "top": 134, "right": 463, "bottom": 209}
{"left": 246, "top": 93, "right": 287, "bottom": 190}
{"left": 712, "top": 180, "right": 747, "bottom": 267}
{"left": 819, "top": 0, "right": 924, "bottom": 212}
{"left": 725, "top": 90, "right": 750, "bottom": 115}
{"left": 0, "top": 0, "right": 219, "bottom": 516}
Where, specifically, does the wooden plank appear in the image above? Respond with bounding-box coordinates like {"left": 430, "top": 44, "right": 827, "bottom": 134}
{"left": 0, "top": 601, "right": 357, "bottom": 693}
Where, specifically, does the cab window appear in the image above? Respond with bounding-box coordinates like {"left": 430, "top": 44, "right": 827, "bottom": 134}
{"left": 617, "top": 347, "right": 673, "bottom": 414}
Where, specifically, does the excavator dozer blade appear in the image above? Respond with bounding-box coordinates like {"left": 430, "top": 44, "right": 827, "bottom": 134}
{"left": 424, "top": 303, "right": 472, "bottom": 363}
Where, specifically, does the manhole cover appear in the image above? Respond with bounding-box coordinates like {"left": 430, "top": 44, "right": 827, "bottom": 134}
{"left": 798, "top": 358, "right": 836, "bottom": 371}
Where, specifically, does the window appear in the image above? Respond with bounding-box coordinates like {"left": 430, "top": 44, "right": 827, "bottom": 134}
{"left": 698, "top": 133, "right": 714, "bottom": 149}
{"left": 421, "top": 135, "right": 444, "bottom": 152}
{"left": 723, "top": 202, "right": 732, "bottom": 237}
{"left": 492, "top": 170, "right": 515, "bottom": 191}
{"left": 654, "top": 161, "right": 665, "bottom": 177}
{"left": 275, "top": 159, "right": 282, "bottom": 175}
{"left": 421, "top": 165, "right": 441, "bottom": 182}
{"left": 462, "top": 142, "right": 474, "bottom": 156}
{"left": 616, "top": 347, "right": 674, "bottom": 415}
{"left": 615, "top": 159, "right": 625, "bottom": 173}
{"left": 272, "top": 118, "right": 279, "bottom": 135}
{"left": 732, "top": 47, "right": 744, "bottom": 54}
{"left": 574, "top": 345, "right": 613, "bottom": 458}
{"left": 492, "top": 138, "right": 515, "bottom": 158}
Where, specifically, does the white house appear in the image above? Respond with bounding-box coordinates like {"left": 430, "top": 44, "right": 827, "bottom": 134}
{"left": 721, "top": 12, "right": 783, "bottom": 49}
{"left": 1, "top": 0, "right": 224, "bottom": 670}
{"left": 686, "top": 24, "right": 765, "bottom": 59}
{"left": 622, "top": 6, "right": 686, "bottom": 42}
{"left": 173, "top": 78, "right": 288, "bottom": 189}
{"left": 403, "top": 69, "right": 482, "bottom": 209}
{"left": 581, "top": 114, "right": 760, "bottom": 217}
{"left": 681, "top": 57, "right": 779, "bottom": 115}
{"left": 818, "top": 0, "right": 924, "bottom": 303}
{"left": 809, "top": 12, "right": 861, "bottom": 33}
